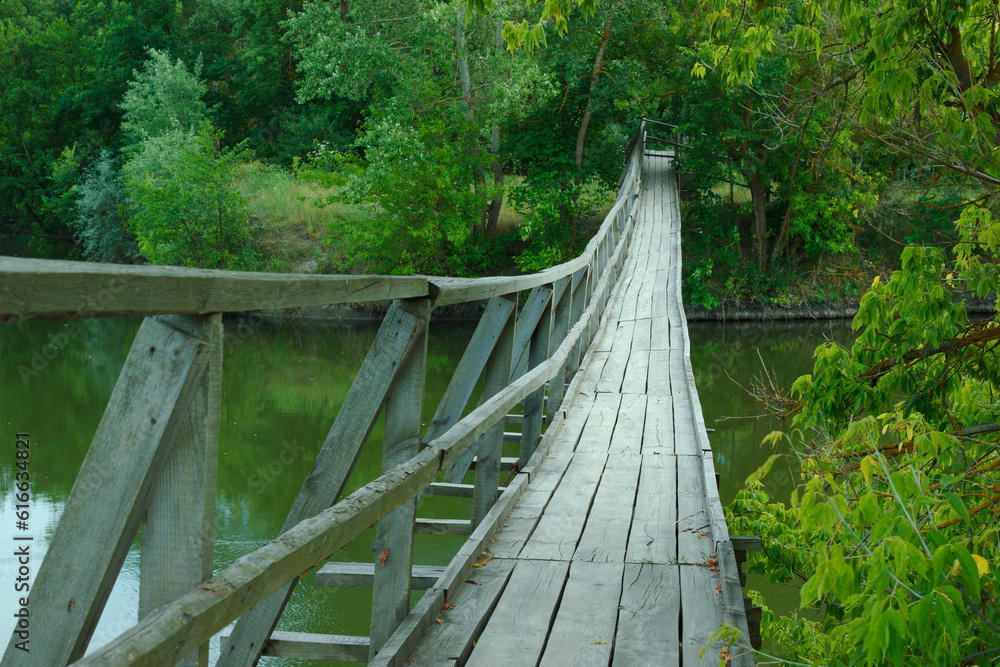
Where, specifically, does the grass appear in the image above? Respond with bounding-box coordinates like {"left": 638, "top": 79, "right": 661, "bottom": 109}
{"left": 235, "top": 163, "right": 620, "bottom": 276}
{"left": 233, "top": 162, "right": 366, "bottom": 273}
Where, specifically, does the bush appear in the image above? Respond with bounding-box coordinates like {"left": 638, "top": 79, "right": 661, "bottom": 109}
{"left": 122, "top": 127, "right": 256, "bottom": 269}
{"left": 74, "top": 149, "right": 140, "bottom": 263}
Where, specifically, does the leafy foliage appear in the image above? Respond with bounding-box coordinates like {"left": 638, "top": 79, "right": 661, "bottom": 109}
{"left": 74, "top": 149, "right": 139, "bottom": 263}
{"left": 120, "top": 49, "right": 209, "bottom": 143}
{"left": 728, "top": 205, "right": 1000, "bottom": 665}
{"left": 122, "top": 127, "right": 256, "bottom": 269}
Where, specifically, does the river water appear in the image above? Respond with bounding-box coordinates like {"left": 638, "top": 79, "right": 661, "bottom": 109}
{"left": 0, "top": 315, "right": 853, "bottom": 664}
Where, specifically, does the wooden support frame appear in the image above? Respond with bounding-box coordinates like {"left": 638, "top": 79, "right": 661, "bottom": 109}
{"left": 218, "top": 301, "right": 427, "bottom": 667}
{"left": 520, "top": 291, "right": 552, "bottom": 463}
{"left": 140, "top": 314, "right": 223, "bottom": 667}
{"left": 4, "top": 121, "right": 701, "bottom": 667}
{"left": 3, "top": 317, "right": 210, "bottom": 666}
{"left": 471, "top": 296, "right": 515, "bottom": 528}
{"left": 370, "top": 298, "right": 432, "bottom": 657}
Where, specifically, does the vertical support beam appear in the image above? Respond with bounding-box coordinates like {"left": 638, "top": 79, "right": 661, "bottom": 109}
{"left": 509, "top": 287, "right": 553, "bottom": 381}
{"left": 218, "top": 302, "right": 426, "bottom": 667}
{"left": 471, "top": 295, "right": 515, "bottom": 528}
{"left": 546, "top": 277, "right": 572, "bottom": 424}
{"left": 519, "top": 294, "right": 551, "bottom": 463}
{"left": 3, "top": 318, "right": 209, "bottom": 667}
{"left": 140, "top": 314, "right": 222, "bottom": 667}
{"left": 370, "top": 298, "right": 431, "bottom": 658}
{"left": 566, "top": 266, "right": 589, "bottom": 378}
{"left": 441, "top": 297, "right": 517, "bottom": 483}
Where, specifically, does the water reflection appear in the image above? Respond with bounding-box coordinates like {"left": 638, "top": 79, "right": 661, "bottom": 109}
{"left": 692, "top": 318, "right": 856, "bottom": 622}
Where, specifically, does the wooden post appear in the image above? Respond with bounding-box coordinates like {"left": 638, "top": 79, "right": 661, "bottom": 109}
{"left": 426, "top": 296, "right": 516, "bottom": 446}
{"left": 370, "top": 298, "right": 431, "bottom": 658}
{"left": 471, "top": 296, "right": 516, "bottom": 527}
{"left": 218, "top": 302, "right": 427, "bottom": 667}
{"left": 566, "top": 266, "right": 589, "bottom": 377}
{"left": 546, "top": 277, "right": 572, "bottom": 425}
{"left": 440, "top": 297, "right": 517, "bottom": 483}
{"left": 140, "top": 314, "right": 222, "bottom": 667}
{"left": 3, "top": 318, "right": 210, "bottom": 666}
{"left": 520, "top": 293, "right": 551, "bottom": 462}
{"left": 509, "top": 287, "right": 552, "bottom": 381}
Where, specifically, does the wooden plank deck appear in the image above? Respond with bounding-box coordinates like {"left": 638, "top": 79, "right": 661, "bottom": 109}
{"left": 382, "top": 153, "right": 753, "bottom": 667}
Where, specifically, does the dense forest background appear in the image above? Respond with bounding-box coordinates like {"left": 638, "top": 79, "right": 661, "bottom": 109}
{"left": 3, "top": 0, "right": 988, "bottom": 308}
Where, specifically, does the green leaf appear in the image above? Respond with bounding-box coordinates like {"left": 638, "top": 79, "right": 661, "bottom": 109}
{"left": 942, "top": 491, "right": 971, "bottom": 527}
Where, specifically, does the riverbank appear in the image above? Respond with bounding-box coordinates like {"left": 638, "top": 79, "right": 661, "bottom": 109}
{"left": 272, "top": 292, "right": 996, "bottom": 324}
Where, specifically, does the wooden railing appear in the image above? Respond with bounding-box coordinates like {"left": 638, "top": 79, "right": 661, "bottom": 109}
{"left": 0, "top": 122, "right": 648, "bottom": 666}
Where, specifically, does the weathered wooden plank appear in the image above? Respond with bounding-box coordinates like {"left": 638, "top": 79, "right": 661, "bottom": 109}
{"left": 369, "top": 470, "right": 534, "bottom": 667}
{"left": 647, "top": 348, "right": 672, "bottom": 396}
{"left": 218, "top": 302, "right": 425, "bottom": 667}
{"left": 573, "top": 457, "right": 641, "bottom": 563}
{"left": 371, "top": 298, "right": 432, "bottom": 656}
{"left": 613, "top": 563, "right": 681, "bottom": 666}
{"left": 677, "top": 455, "right": 712, "bottom": 565}
{"left": 538, "top": 561, "right": 624, "bottom": 667}
{"left": 566, "top": 266, "right": 590, "bottom": 377}
{"left": 469, "top": 455, "right": 519, "bottom": 471}
{"left": 76, "top": 446, "right": 443, "bottom": 667}
{"left": 573, "top": 393, "right": 621, "bottom": 454}
{"left": 608, "top": 393, "right": 646, "bottom": 456}
{"left": 621, "top": 349, "right": 649, "bottom": 395}
{"left": 140, "top": 314, "right": 222, "bottom": 667}
{"left": 596, "top": 320, "right": 634, "bottom": 393}
{"left": 3, "top": 317, "right": 208, "bottom": 667}
{"left": 632, "top": 317, "right": 652, "bottom": 351}
{"left": 650, "top": 316, "right": 670, "bottom": 350}
{"left": 518, "top": 452, "right": 607, "bottom": 561}
{"left": 423, "top": 482, "right": 505, "bottom": 498}
{"left": 545, "top": 277, "right": 573, "bottom": 425}
{"left": 0, "top": 257, "right": 429, "bottom": 321}
{"left": 652, "top": 268, "right": 669, "bottom": 318}
{"left": 316, "top": 562, "right": 443, "bottom": 589}
{"left": 405, "top": 558, "right": 516, "bottom": 666}
{"left": 520, "top": 288, "right": 552, "bottom": 464}
{"left": 673, "top": 389, "right": 701, "bottom": 457}
{"left": 643, "top": 394, "right": 674, "bottom": 455}
{"left": 680, "top": 564, "right": 726, "bottom": 667}
{"left": 488, "top": 458, "right": 572, "bottom": 559}
{"left": 626, "top": 454, "right": 677, "bottom": 564}
{"left": 510, "top": 286, "right": 551, "bottom": 380}
{"left": 574, "top": 349, "right": 610, "bottom": 395}
{"left": 414, "top": 519, "right": 474, "bottom": 535}
{"left": 217, "top": 629, "right": 370, "bottom": 661}
{"left": 429, "top": 296, "right": 515, "bottom": 483}
{"left": 464, "top": 560, "right": 570, "bottom": 667}
{"left": 716, "top": 542, "right": 756, "bottom": 667}
{"left": 469, "top": 297, "right": 515, "bottom": 524}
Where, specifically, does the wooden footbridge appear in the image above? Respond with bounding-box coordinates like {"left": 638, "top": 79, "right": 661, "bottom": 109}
{"left": 0, "top": 121, "right": 755, "bottom": 666}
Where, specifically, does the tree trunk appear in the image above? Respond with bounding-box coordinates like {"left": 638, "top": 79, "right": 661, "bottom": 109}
{"left": 455, "top": 3, "right": 488, "bottom": 232}
{"left": 743, "top": 169, "right": 769, "bottom": 272}
{"left": 485, "top": 18, "right": 503, "bottom": 234}
{"left": 574, "top": 8, "right": 616, "bottom": 169}
{"left": 567, "top": 3, "right": 617, "bottom": 254}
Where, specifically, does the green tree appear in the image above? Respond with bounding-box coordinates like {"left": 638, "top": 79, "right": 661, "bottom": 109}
{"left": 120, "top": 48, "right": 209, "bottom": 143}
{"left": 122, "top": 126, "right": 256, "bottom": 269}
{"left": 74, "top": 149, "right": 139, "bottom": 263}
